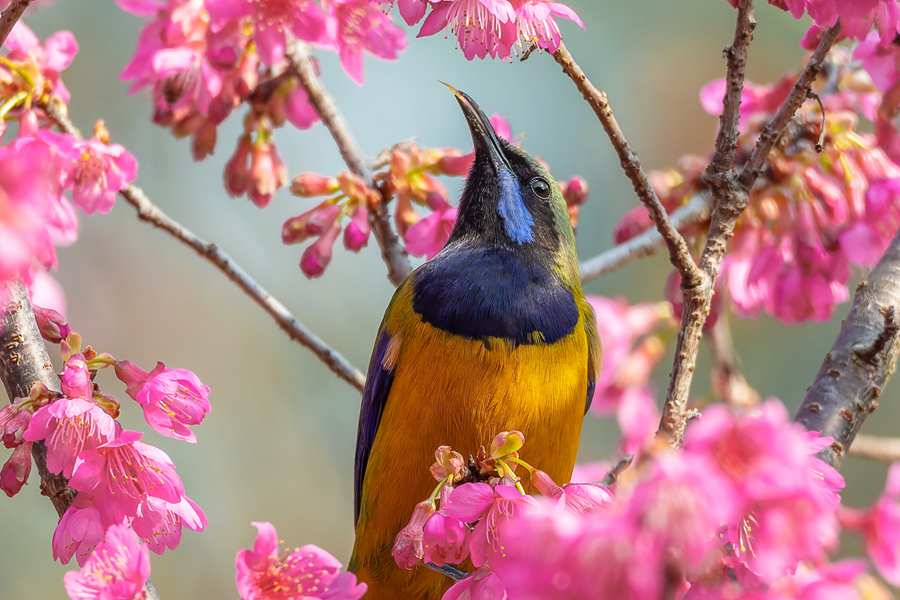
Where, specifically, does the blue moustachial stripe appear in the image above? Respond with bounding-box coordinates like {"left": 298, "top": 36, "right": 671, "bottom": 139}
{"left": 412, "top": 246, "right": 578, "bottom": 346}
{"left": 497, "top": 170, "right": 534, "bottom": 244}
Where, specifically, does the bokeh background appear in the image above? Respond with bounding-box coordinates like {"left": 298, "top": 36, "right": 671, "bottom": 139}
{"left": 0, "top": 1, "right": 891, "bottom": 598}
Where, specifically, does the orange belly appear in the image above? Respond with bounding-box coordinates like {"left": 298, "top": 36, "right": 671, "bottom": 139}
{"left": 350, "top": 310, "right": 588, "bottom": 600}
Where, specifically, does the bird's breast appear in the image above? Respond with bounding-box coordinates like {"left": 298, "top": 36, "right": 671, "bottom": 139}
{"left": 411, "top": 246, "right": 579, "bottom": 346}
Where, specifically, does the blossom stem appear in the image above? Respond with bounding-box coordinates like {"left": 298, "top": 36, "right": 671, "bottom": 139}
{"left": 552, "top": 42, "right": 703, "bottom": 288}
{"left": 578, "top": 192, "right": 714, "bottom": 283}
{"left": 0, "top": 56, "right": 34, "bottom": 87}
{"left": 41, "top": 98, "right": 368, "bottom": 393}
{"left": 507, "top": 456, "right": 535, "bottom": 475}
{"left": 0, "top": 90, "right": 28, "bottom": 119}
{"left": 287, "top": 41, "right": 411, "bottom": 287}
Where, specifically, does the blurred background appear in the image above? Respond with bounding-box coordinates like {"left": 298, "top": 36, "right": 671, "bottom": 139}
{"left": 0, "top": 0, "right": 890, "bottom": 597}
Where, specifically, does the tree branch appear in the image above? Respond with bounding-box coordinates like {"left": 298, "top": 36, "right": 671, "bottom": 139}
{"left": 1, "top": 279, "right": 161, "bottom": 600}
{"left": 287, "top": 42, "right": 411, "bottom": 287}
{"left": 42, "top": 99, "right": 366, "bottom": 393}
{"left": 0, "top": 0, "right": 35, "bottom": 47}
{"left": 579, "top": 193, "right": 713, "bottom": 283}
{"left": 657, "top": 12, "right": 841, "bottom": 446}
{"left": 795, "top": 229, "right": 900, "bottom": 469}
{"left": 553, "top": 42, "right": 702, "bottom": 288}
{"left": 846, "top": 434, "right": 900, "bottom": 463}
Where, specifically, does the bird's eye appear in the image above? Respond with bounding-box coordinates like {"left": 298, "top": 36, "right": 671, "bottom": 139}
{"left": 530, "top": 177, "right": 551, "bottom": 200}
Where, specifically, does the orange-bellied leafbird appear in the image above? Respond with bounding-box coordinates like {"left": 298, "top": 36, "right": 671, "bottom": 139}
{"left": 349, "top": 88, "right": 601, "bottom": 600}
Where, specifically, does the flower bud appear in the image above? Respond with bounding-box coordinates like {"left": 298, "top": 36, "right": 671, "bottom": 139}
{"left": 490, "top": 430, "right": 524, "bottom": 458}
{"left": 300, "top": 221, "right": 341, "bottom": 278}
{"left": 191, "top": 120, "right": 217, "bottom": 162}
{"left": 436, "top": 150, "right": 473, "bottom": 177}
{"left": 282, "top": 204, "right": 341, "bottom": 245}
{"left": 613, "top": 205, "right": 653, "bottom": 244}
{"left": 343, "top": 204, "right": 370, "bottom": 252}
{"left": 337, "top": 171, "right": 372, "bottom": 201}
{"left": 224, "top": 135, "right": 252, "bottom": 197}
{"left": 291, "top": 173, "right": 339, "bottom": 197}
{"left": 248, "top": 141, "right": 288, "bottom": 208}
{"left": 32, "top": 305, "right": 69, "bottom": 343}
{"left": 563, "top": 176, "right": 589, "bottom": 207}
{"left": 392, "top": 500, "right": 434, "bottom": 570}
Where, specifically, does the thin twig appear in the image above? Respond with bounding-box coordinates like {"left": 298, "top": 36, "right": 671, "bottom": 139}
{"left": 552, "top": 42, "right": 702, "bottom": 288}
{"left": 657, "top": 12, "right": 841, "bottom": 446}
{"left": 795, "top": 229, "right": 900, "bottom": 469}
{"left": 1, "top": 279, "right": 161, "bottom": 600}
{"left": 287, "top": 41, "right": 411, "bottom": 287}
{"left": 846, "top": 434, "right": 900, "bottom": 463}
{"left": 0, "top": 0, "right": 35, "bottom": 47}
{"left": 600, "top": 454, "right": 634, "bottom": 488}
{"left": 579, "top": 193, "right": 713, "bottom": 283}
{"left": 706, "top": 312, "right": 759, "bottom": 407}
{"left": 42, "top": 99, "right": 367, "bottom": 393}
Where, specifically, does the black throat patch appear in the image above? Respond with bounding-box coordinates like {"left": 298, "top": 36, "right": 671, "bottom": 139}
{"left": 412, "top": 247, "right": 579, "bottom": 346}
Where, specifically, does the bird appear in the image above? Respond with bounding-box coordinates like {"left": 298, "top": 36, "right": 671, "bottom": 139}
{"left": 349, "top": 87, "right": 601, "bottom": 600}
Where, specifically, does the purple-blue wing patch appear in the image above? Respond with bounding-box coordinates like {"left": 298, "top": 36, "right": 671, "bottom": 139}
{"left": 354, "top": 331, "right": 396, "bottom": 527}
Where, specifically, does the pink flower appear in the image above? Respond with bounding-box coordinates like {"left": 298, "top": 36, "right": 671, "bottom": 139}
{"left": 67, "top": 137, "right": 138, "bottom": 215}
{"left": 132, "top": 495, "right": 207, "bottom": 555}
{"left": 69, "top": 430, "right": 186, "bottom": 519}
{"left": 684, "top": 401, "right": 844, "bottom": 583}
{"left": 0, "top": 397, "right": 32, "bottom": 448}
{"left": 32, "top": 303, "right": 70, "bottom": 343}
{"left": 531, "top": 469, "right": 613, "bottom": 514}
{"left": 63, "top": 524, "right": 150, "bottom": 600}
{"left": 854, "top": 30, "right": 900, "bottom": 94}
{"left": 443, "top": 483, "right": 539, "bottom": 568}
{"left": 115, "top": 360, "right": 211, "bottom": 443}
{"left": 323, "top": 0, "right": 406, "bottom": 85}
{"left": 235, "top": 521, "right": 366, "bottom": 600}
{"left": 443, "top": 564, "right": 507, "bottom": 600}
{"left": 206, "top": 0, "right": 325, "bottom": 66}
{"left": 839, "top": 177, "right": 900, "bottom": 266}
{"left": 53, "top": 493, "right": 115, "bottom": 566}
{"left": 422, "top": 510, "right": 471, "bottom": 567}
{"left": 404, "top": 193, "right": 457, "bottom": 259}
{"left": 248, "top": 140, "right": 288, "bottom": 208}
{"left": 510, "top": 0, "right": 584, "bottom": 54}
{"left": 283, "top": 203, "right": 342, "bottom": 245}
{"left": 839, "top": 463, "right": 900, "bottom": 585}
{"left": 0, "top": 441, "right": 32, "bottom": 497}
{"left": 396, "top": 0, "right": 430, "bottom": 26}
{"left": 4, "top": 22, "right": 78, "bottom": 102}
{"left": 24, "top": 396, "right": 117, "bottom": 478}
{"left": 0, "top": 138, "right": 64, "bottom": 283}
{"left": 418, "top": 0, "right": 518, "bottom": 60}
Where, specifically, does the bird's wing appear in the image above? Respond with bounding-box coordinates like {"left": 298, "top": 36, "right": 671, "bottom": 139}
{"left": 583, "top": 300, "right": 602, "bottom": 413}
{"left": 354, "top": 327, "right": 396, "bottom": 527}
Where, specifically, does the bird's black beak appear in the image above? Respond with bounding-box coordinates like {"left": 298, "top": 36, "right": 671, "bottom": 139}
{"left": 443, "top": 83, "right": 513, "bottom": 174}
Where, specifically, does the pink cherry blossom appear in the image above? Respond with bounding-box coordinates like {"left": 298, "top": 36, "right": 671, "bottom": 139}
{"left": 0, "top": 138, "right": 64, "bottom": 283}
{"left": 132, "top": 495, "right": 207, "bottom": 555}
{"left": 418, "top": 0, "right": 518, "bottom": 60}
{"left": 283, "top": 203, "right": 342, "bottom": 245}
{"left": 206, "top": 0, "right": 325, "bottom": 66}
{"left": 235, "top": 521, "right": 366, "bottom": 600}
{"left": 422, "top": 510, "right": 471, "bottom": 567}
{"left": 323, "top": 0, "right": 406, "bottom": 85}
{"left": 67, "top": 137, "right": 138, "bottom": 215}
{"left": 4, "top": 21, "right": 78, "bottom": 102}
{"left": 510, "top": 0, "right": 584, "bottom": 54}
{"left": 115, "top": 360, "right": 211, "bottom": 442}
{"left": 63, "top": 524, "right": 150, "bottom": 600}
{"left": 69, "top": 430, "right": 185, "bottom": 519}
{"left": 397, "top": 0, "right": 430, "bottom": 26}
{"left": 53, "top": 493, "right": 115, "bottom": 566}
{"left": 838, "top": 463, "right": 900, "bottom": 585}
{"left": 839, "top": 177, "right": 900, "bottom": 266}
{"left": 531, "top": 469, "right": 613, "bottom": 514}
{"left": 442, "top": 564, "right": 507, "bottom": 600}
{"left": 854, "top": 30, "right": 900, "bottom": 94}
{"left": 32, "top": 303, "right": 70, "bottom": 343}
{"left": 300, "top": 220, "right": 342, "bottom": 278}
{"left": 24, "top": 396, "right": 117, "bottom": 478}
{"left": 443, "top": 482, "right": 539, "bottom": 567}
{"left": 0, "top": 396, "right": 31, "bottom": 448}
{"left": 404, "top": 192, "right": 457, "bottom": 259}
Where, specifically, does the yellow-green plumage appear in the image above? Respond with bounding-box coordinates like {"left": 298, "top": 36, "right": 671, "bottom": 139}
{"left": 350, "top": 88, "right": 600, "bottom": 600}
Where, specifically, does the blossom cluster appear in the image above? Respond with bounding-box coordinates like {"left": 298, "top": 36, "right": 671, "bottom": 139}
{"left": 388, "top": 0, "right": 585, "bottom": 60}
{"left": 0, "top": 329, "right": 210, "bottom": 598}
{"left": 0, "top": 23, "right": 137, "bottom": 300}
{"left": 286, "top": 115, "right": 589, "bottom": 277}
{"left": 234, "top": 521, "right": 367, "bottom": 600}
{"left": 385, "top": 402, "right": 900, "bottom": 600}
{"left": 752, "top": 0, "right": 900, "bottom": 49}
{"left": 119, "top": 0, "right": 406, "bottom": 206}
{"left": 618, "top": 47, "right": 900, "bottom": 325}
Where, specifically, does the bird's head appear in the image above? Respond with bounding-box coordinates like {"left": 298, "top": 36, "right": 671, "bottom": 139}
{"left": 444, "top": 86, "right": 576, "bottom": 263}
